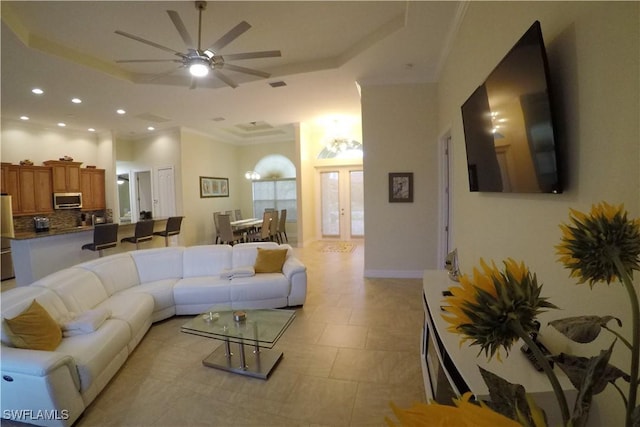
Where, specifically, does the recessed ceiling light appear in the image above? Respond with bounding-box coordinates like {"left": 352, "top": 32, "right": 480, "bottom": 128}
{"left": 57, "top": 122, "right": 66, "bottom": 127}
{"left": 31, "top": 88, "right": 44, "bottom": 95}
{"left": 20, "top": 116, "right": 29, "bottom": 121}
{"left": 116, "top": 109, "right": 126, "bottom": 115}
{"left": 88, "top": 128, "right": 96, "bottom": 132}
{"left": 71, "top": 98, "right": 82, "bottom": 104}
{"left": 147, "top": 126, "right": 155, "bottom": 131}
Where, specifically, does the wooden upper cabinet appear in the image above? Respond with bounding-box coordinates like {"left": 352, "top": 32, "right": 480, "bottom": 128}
{"left": 44, "top": 160, "right": 82, "bottom": 193}
{"left": 17, "top": 166, "right": 53, "bottom": 215}
{"left": 80, "top": 168, "right": 106, "bottom": 210}
{"left": 1, "top": 164, "right": 21, "bottom": 213}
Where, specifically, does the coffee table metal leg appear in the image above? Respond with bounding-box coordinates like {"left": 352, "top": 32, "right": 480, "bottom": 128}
{"left": 238, "top": 341, "right": 247, "bottom": 370}
{"left": 224, "top": 337, "right": 232, "bottom": 357}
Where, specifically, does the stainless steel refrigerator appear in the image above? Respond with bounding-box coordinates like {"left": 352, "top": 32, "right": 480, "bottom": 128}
{"left": 1, "top": 194, "right": 15, "bottom": 280}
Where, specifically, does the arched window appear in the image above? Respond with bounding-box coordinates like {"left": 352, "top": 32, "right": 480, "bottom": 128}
{"left": 250, "top": 155, "right": 297, "bottom": 221}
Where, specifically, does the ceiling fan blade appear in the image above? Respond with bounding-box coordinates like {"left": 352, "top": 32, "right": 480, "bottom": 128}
{"left": 222, "top": 50, "right": 282, "bottom": 61}
{"left": 208, "top": 21, "right": 251, "bottom": 53}
{"left": 138, "top": 66, "right": 184, "bottom": 83}
{"left": 222, "top": 63, "right": 271, "bottom": 78}
{"left": 116, "top": 59, "right": 182, "bottom": 63}
{"left": 115, "top": 30, "right": 184, "bottom": 56}
{"left": 167, "top": 10, "right": 194, "bottom": 50}
{"left": 213, "top": 70, "right": 238, "bottom": 89}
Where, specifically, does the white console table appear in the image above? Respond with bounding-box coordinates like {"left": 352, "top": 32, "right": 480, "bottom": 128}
{"left": 421, "top": 270, "right": 575, "bottom": 425}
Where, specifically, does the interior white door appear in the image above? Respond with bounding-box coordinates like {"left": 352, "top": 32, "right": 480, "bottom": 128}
{"left": 156, "top": 166, "right": 176, "bottom": 217}
{"left": 319, "top": 167, "right": 364, "bottom": 240}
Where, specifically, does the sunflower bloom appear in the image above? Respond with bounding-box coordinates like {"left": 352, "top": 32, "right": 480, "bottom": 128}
{"left": 386, "top": 393, "right": 523, "bottom": 427}
{"left": 557, "top": 202, "right": 640, "bottom": 427}
{"left": 442, "top": 259, "right": 556, "bottom": 361}
{"left": 556, "top": 201, "right": 640, "bottom": 286}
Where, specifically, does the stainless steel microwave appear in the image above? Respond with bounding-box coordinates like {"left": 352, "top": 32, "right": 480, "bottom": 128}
{"left": 53, "top": 192, "right": 83, "bottom": 209}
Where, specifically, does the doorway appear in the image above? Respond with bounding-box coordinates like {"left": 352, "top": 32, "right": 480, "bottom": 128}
{"left": 133, "top": 170, "right": 153, "bottom": 221}
{"left": 318, "top": 167, "right": 364, "bottom": 240}
{"left": 438, "top": 132, "right": 453, "bottom": 268}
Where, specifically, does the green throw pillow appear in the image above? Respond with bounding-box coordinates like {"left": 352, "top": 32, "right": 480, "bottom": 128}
{"left": 254, "top": 248, "right": 288, "bottom": 273}
{"left": 4, "top": 300, "right": 62, "bottom": 351}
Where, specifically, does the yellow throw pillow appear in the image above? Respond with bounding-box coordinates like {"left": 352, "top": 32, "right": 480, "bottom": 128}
{"left": 253, "top": 248, "right": 288, "bottom": 273}
{"left": 4, "top": 300, "right": 62, "bottom": 351}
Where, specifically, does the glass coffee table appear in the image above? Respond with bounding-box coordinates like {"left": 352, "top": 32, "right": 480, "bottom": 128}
{"left": 181, "top": 308, "right": 296, "bottom": 379}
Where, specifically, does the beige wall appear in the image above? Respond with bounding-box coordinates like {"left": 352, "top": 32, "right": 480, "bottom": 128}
{"left": 437, "top": 2, "right": 639, "bottom": 425}
{"left": 361, "top": 83, "right": 439, "bottom": 276}
{"left": 179, "top": 129, "right": 241, "bottom": 246}
{"left": 1, "top": 118, "right": 102, "bottom": 166}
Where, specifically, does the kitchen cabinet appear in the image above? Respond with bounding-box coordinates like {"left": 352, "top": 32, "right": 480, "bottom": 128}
{"left": 0, "top": 164, "right": 53, "bottom": 215}
{"left": 44, "top": 160, "right": 82, "bottom": 193}
{"left": 80, "top": 168, "right": 106, "bottom": 210}
{"left": 1, "top": 164, "right": 20, "bottom": 212}
{"left": 17, "top": 166, "right": 53, "bottom": 215}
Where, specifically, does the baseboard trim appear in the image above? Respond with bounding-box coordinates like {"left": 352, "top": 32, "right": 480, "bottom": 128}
{"left": 363, "top": 269, "right": 424, "bottom": 279}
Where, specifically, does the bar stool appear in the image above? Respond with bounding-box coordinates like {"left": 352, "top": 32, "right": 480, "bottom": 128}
{"left": 120, "top": 219, "right": 155, "bottom": 250}
{"left": 82, "top": 223, "right": 119, "bottom": 257}
{"left": 153, "top": 216, "right": 183, "bottom": 247}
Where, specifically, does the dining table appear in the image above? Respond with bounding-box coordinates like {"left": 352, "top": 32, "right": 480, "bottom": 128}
{"left": 230, "top": 218, "right": 263, "bottom": 232}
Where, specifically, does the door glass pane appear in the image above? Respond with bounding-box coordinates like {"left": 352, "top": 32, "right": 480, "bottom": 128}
{"left": 320, "top": 172, "right": 339, "bottom": 236}
{"left": 350, "top": 170, "right": 364, "bottom": 237}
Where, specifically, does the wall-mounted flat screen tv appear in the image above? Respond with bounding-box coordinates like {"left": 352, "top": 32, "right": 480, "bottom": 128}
{"left": 461, "top": 21, "right": 562, "bottom": 193}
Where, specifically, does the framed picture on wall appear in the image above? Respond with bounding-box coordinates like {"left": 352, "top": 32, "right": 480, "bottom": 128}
{"left": 389, "top": 172, "right": 413, "bottom": 203}
{"left": 200, "top": 176, "right": 229, "bottom": 198}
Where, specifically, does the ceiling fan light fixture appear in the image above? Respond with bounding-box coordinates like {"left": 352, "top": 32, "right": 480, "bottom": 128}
{"left": 189, "top": 59, "right": 210, "bottom": 77}
{"left": 203, "top": 50, "right": 215, "bottom": 59}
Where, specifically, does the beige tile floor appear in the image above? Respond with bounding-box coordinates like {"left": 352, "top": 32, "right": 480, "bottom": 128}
{"left": 3, "top": 241, "right": 426, "bottom": 426}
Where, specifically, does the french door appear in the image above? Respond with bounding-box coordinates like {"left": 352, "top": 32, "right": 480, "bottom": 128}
{"left": 318, "top": 167, "right": 364, "bottom": 240}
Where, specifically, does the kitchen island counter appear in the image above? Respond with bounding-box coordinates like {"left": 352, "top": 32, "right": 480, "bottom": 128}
{"left": 12, "top": 225, "right": 94, "bottom": 240}
{"left": 10, "top": 218, "right": 169, "bottom": 286}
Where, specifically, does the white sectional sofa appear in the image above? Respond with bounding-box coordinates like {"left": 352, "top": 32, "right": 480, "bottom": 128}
{"left": 0, "top": 242, "right": 306, "bottom": 426}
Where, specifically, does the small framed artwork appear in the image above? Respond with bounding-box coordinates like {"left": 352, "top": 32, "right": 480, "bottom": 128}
{"left": 200, "top": 176, "right": 229, "bottom": 198}
{"left": 389, "top": 172, "right": 413, "bottom": 203}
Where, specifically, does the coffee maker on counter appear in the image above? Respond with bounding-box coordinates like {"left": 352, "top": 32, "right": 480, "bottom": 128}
{"left": 33, "top": 216, "right": 50, "bottom": 232}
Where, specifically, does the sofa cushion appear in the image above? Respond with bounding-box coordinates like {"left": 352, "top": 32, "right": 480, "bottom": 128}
{"left": 94, "top": 293, "right": 154, "bottom": 340}
{"left": 117, "top": 279, "right": 178, "bottom": 318}
{"left": 183, "top": 245, "right": 232, "bottom": 278}
{"left": 0, "top": 287, "right": 70, "bottom": 346}
{"left": 61, "top": 307, "right": 111, "bottom": 337}
{"left": 229, "top": 274, "right": 290, "bottom": 302}
{"left": 232, "top": 242, "right": 280, "bottom": 268}
{"left": 4, "top": 300, "right": 62, "bottom": 351}
{"left": 31, "top": 268, "right": 109, "bottom": 314}
{"left": 131, "top": 247, "right": 184, "bottom": 284}
{"left": 56, "top": 319, "right": 130, "bottom": 393}
{"left": 173, "top": 277, "right": 231, "bottom": 306}
{"left": 254, "top": 248, "right": 288, "bottom": 273}
{"left": 77, "top": 253, "right": 140, "bottom": 295}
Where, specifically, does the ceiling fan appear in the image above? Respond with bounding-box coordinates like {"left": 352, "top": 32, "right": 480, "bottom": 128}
{"left": 114, "top": 1, "right": 281, "bottom": 89}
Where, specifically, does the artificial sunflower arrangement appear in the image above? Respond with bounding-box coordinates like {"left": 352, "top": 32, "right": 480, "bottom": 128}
{"left": 387, "top": 202, "right": 639, "bottom": 427}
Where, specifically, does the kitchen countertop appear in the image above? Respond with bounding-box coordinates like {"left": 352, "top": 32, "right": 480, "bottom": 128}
{"left": 10, "top": 217, "right": 170, "bottom": 240}
{"left": 11, "top": 226, "right": 95, "bottom": 240}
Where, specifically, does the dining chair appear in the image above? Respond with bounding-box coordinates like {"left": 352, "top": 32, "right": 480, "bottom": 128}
{"left": 234, "top": 209, "right": 242, "bottom": 221}
{"left": 81, "top": 223, "right": 119, "bottom": 257}
{"left": 153, "top": 216, "right": 183, "bottom": 247}
{"left": 269, "top": 209, "right": 279, "bottom": 242}
{"left": 213, "top": 212, "right": 222, "bottom": 244}
{"left": 277, "top": 209, "right": 288, "bottom": 243}
{"left": 217, "top": 214, "right": 244, "bottom": 245}
{"left": 248, "top": 211, "right": 272, "bottom": 242}
{"left": 120, "top": 219, "right": 155, "bottom": 250}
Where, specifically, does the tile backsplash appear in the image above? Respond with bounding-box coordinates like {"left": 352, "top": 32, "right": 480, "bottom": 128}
{"left": 14, "top": 209, "right": 111, "bottom": 232}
